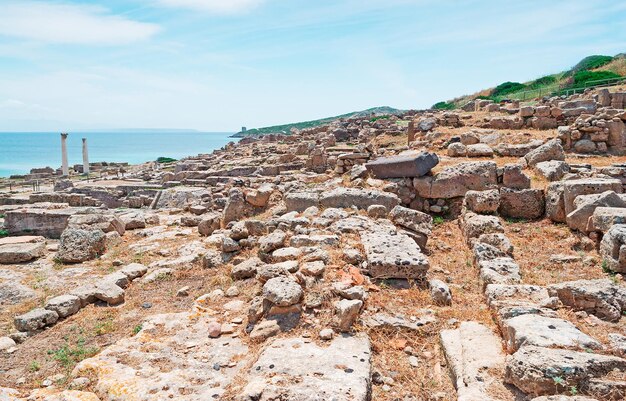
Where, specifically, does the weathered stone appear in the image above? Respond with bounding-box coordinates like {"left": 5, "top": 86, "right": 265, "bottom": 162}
{"left": 505, "top": 346, "right": 626, "bottom": 396}
{"left": 447, "top": 142, "right": 467, "bottom": 157}
{"left": 245, "top": 184, "right": 274, "bottom": 207}
{"left": 591, "top": 207, "right": 626, "bottom": 233}
{"left": 600, "top": 224, "right": 626, "bottom": 273}
{"left": 548, "top": 279, "right": 626, "bottom": 322}
{"left": 45, "top": 294, "right": 81, "bottom": 318}
{"left": 546, "top": 182, "right": 566, "bottom": 223}
{"left": 502, "top": 164, "right": 530, "bottom": 189}
{"left": 239, "top": 335, "right": 371, "bottom": 401}
{"left": 460, "top": 212, "right": 504, "bottom": 242}
{"left": 320, "top": 187, "right": 400, "bottom": 210}
{"left": 535, "top": 161, "right": 570, "bottom": 182}
{"left": 485, "top": 284, "right": 550, "bottom": 310}
{"left": 389, "top": 205, "right": 433, "bottom": 238}
{"left": 477, "top": 233, "right": 514, "bottom": 255}
{"left": 258, "top": 230, "right": 286, "bottom": 253}
{"left": 75, "top": 311, "right": 250, "bottom": 400}
{"left": 574, "top": 139, "right": 597, "bottom": 153}
{"left": 0, "top": 236, "right": 46, "bottom": 264}
{"left": 4, "top": 208, "right": 76, "bottom": 238}
{"left": 57, "top": 228, "right": 106, "bottom": 263}
{"left": 120, "top": 263, "right": 148, "bottom": 280}
{"left": 14, "top": 308, "right": 59, "bottom": 332}
{"left": 367, "top": 204, "right": 387, "bottom": 218}
{"left": 429, "top": 279, "right": 452, "bottom": 306}
{"left": 466, "top": 143, "right": 494, "bottom": 157}
{"left": 198, "top": 213, "right": 221, "bottom": 236}
{"left": 232, "top": 257, "right": 265, "bottom": 280}
{"left": 562, "top": 179, "right": 622, "bottom": 216}
{"left": 262, "top": 277, "right": 302, "bottom": 306}
{"left": 502, "top": 314, "right": 600, "bottom": 352}
{"left": 440, "top": 322, "right": 505, "bottom": 401}
{"left": 93, "top": 281, "right": 125, "bottom": 305}
{"left": 523, "top": 139, "right": 565, "bottom": 167}
{"left": 249, "top": 319, "right": 281, "bottom": 341}
{"left": 414, "top": 161, "right": 497, "bottom": 199}
{"left": 68, "top": 213, "right": 125, "bottom": 236}
{"left": 464, "top": 189, "right": 500, "bottom": 214}
{"left": 284, "top": 192, "right": 320, "bottom": 212}
{"left": 478, "top": 257, "right": 521, "bottom": 289}
{"left": 499, "top": 188, "right": 545, "bottom": 220}
{"left": 566, "top": 191, "right": 626, "bottom": 233}
{"left": 361, "top": 229, "right": 429, "bottom": 279}
{"left": 334, "top": 299, "right": 362, "bottom": 332}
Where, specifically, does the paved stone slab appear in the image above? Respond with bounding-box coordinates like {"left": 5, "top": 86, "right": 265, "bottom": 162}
{"left": 0, "top": 240, "right": 46, "bottom": 264}
{"left": 365, "top": 151, "right": 439, "bottom": 179}
{"left": 361, "top": 229, "right": 429, "bottom": 279}
{"left": 502, "top": 314, "right": 601, "bottom": 352}
{"left": 239, "top": 334, "right": 371, "bottom": 401}
{"left": 441, "top": 321, "right": 505, "bottom": 401}
{"left": 75, "top": 311, "right": 249, "bottom": 400}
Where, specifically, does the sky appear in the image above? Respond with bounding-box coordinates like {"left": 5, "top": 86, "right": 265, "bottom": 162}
{"left": 0, "top": 0, "right": 625, "bottom": 132}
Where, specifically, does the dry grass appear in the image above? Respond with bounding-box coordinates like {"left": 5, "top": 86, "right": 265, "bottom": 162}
{"left": 363, "top": 220, "right": 515, "bottom": 401}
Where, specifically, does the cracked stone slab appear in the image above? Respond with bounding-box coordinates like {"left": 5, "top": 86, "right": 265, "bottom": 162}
{"left": 239, "top": 334, "right": 371, "bottom": 401}
{"left": 440, "top": 321, "right": 505, "bottom": 401}
{"left": 74, "top": 311, "right": 249, "bottom": 400}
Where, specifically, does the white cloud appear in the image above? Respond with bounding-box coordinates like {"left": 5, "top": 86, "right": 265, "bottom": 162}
{"left": 0, "top": 2, "right": 160, "bottom": 45}
{"left": 156, "top": 0, "right": 265, "bottom": 14}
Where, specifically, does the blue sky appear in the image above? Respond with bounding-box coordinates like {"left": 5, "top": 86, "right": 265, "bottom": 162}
{"left": 0, "top": 0, "right": 625, "bottom": 132}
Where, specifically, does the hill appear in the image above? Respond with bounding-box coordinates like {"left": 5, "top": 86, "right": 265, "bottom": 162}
{"left": 232, "top": 106, "right": 404, "bottom": 137}
{"left": 433, "top": 53, "right": 626, "bottom": 109}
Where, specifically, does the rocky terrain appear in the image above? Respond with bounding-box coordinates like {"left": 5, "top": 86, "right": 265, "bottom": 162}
{"left": 1, "top": 87, "right": 626, "bottom": 401}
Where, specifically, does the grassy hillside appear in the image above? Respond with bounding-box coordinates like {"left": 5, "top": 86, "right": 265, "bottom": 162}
{"left": 435, "top": 53, "right": 626, "bottom": 109}
{"left": 233, "top": 106, "right": 403, "bottom": 137}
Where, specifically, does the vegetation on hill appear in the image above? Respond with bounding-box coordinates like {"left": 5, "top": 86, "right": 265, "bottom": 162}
{"left": 233, "top": 106, "right": 403, "bottom": 137}
{"left": 433, "top": 53, "right": 626, "bottom": 109}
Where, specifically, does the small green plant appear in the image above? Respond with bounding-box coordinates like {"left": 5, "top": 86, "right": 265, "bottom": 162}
{"left": 29, "top": 361, "right": 41, "bottom": 372}
{"left": 601, "top": 259, "right": 616, "bottom": 276}
{"left": 48, "top": 338, "right": 99, "bottom": 370}
{"left": 94, "top": 318, "right": 115, "bottom": 336}
{"left": 569, "top": 385, "right": 578, "bottom": 396}
{"left": 133, "top": 324, "right": 143, "bottom": 335}
{"left": 0, "top": 229, "right": 8, "bottom": 238}
{"left": 370, "top": 115, "right": 391, "bottom": 122}
{"left": 433, "top": 216, "right": 445, "bottom": 225}
{"left": 0, "top": 213, "right": 5, "bottom": 218}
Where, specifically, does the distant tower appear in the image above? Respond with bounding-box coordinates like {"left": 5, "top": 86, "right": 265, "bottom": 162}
{"left": 60, "top": 133, "right": 69, "bottom": 176}
{"left": 241, "top": 126, "right": 247, "bottom": 132}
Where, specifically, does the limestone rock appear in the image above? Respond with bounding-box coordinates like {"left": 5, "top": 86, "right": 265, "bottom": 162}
{"left": 365, "top": 151, "right": 439, "bottom": 178}
{"left": 14, "top": 308, "right": 59, "bottom": 332}
{"left": 523, "top": 139, "right": 565, "bottom": 167}
{"left": 320, "top": 187, "right": 400, "bottom": 210}
{"left": 334, "top": 299, "right": 363, "bottom": 332}
{"left": 535, "top": 161, "right": 570, "bottom": 182}
{"left": 464, "top": 189, "right": 500, "bottom": 214}
{"left": 600, "top": 224, "right": 626, "bottom": 273}
{"left": 56, "top": 228, "right": 106, "bottom": 263}
{"left": 262, "top": 277, "right": 302, "bottom": 306}
{"left": 548, "top": 279, "right": 626, "bottom": 322}
{"left": 361, "top": 229, "right": 429, "bottom": 279}
{"left": 45, "top": 294, "right": 81, "bottom": 318}
{"left": 499, "top": 188, "right": 545, "bottom": 220}
{"left": 0, "top": 237, "right": 46, "bottom": 264}
{"left": 429, "top": 279, "right": 452, "bottom": 306}
{"left": 414, "top": 161, "right": 498, "bottom": 199}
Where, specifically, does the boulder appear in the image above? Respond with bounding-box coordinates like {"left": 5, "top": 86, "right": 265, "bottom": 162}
{"left": 365, "top": 151, "right": 439, "bottom": 179}
{"left": 447, "top": 142, "right": 467, "bottom": 157}
{"left": 198, "top": 213, "right": 221, "bottom": 236}
{"left": 460, "top": 212, "right": 504, "bottom": 242}
{"left": 590, "top": 207, "right": 626, "bottom": 232}
{"left": 562, "top": 179, "right": 622, "bottom": 216}
{"left": 566, "top": 191, "right": 626, "bottom": 233}
{"left": 258, "top": 230, "right": 287, "bottom": 254}
{"left": 262, "top": 277, "right": 303, "bottom": 306}
{"left": 245, "top": 184, "right": 274, "bottom": 207}
{"left": 45, "top": 294, "right": 81, "bottom": 318}
{"left": 600, "top": 224, "right": 626, "bottom": 273}
{"left": 499, "top": 188, "right": 545, "bottom": 220}
{"left": 535, "top": 161, "right": 570, "bottom": 182}
{"left": 56, "top": 228, "right": 106, "bottom": 263}
{"left": 502, "top": 164, "right": 531, "bottom": 189}
{"left": 523, "top": 139, "right": 565, "bottom": 167}
{"left": 414, "top": 161, "right": 498, "bottom": 199}
{"left": 14, "top": 308, "right": 59, "bottom": 332}
{"left": 284, "top": 192, "right": 319, "bottom": 212}
{"left": 463, "top": 189, "right": 500, "bottom": 214}
{"left": 548, "top": 279, "right": 626, "bottom": 322}
{"left": 466, "top": 143, "right": 494, "bottom": 157}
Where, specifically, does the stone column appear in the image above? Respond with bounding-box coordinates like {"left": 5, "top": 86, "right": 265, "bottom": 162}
{"left": 407, "top": 121, "right": 415, "bottom": 145}
{"left": 82, "top": 138, "right": 90, "bottom": 175}
{"left": 61, "top": 133, "right": 69, "bottom": 177}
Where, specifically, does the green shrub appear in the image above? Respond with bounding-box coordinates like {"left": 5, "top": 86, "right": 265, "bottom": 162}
{"left": 475, "top": 95, "right": 492, "bottom": 100}
{"left": 48, "top": 338, "right": 99, "bottom": 369}
{"left": 491, "top": 81, "right": 526, "bottom": 97}
{"left": 528, "top": 75, "right": 557, "bottom": 88}
{"left": 0, "top": 230, "right": 8, "bottom": 238}
{"left": 572, "top": 70, "right": 621, "bottom": 88}
{"left": 156, "top": 157, "right": 177, "bottom": 163}
{"left": 432, "top": 101, "right": 455, "bottom": 110}
{"left": 370, "top": 115, "right": 391, "bottom": 122}
{"left": 572, "top": 55, "right": 613, "bottom": 72}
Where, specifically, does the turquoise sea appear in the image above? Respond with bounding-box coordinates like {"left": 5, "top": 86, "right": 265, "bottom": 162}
{"left": 0, "top": 131, "right": 235, "bottom": 177}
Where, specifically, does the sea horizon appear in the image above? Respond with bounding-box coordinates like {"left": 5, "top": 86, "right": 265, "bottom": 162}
{"left": 0, "top": 130, "right": 236, "bottom": 178}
